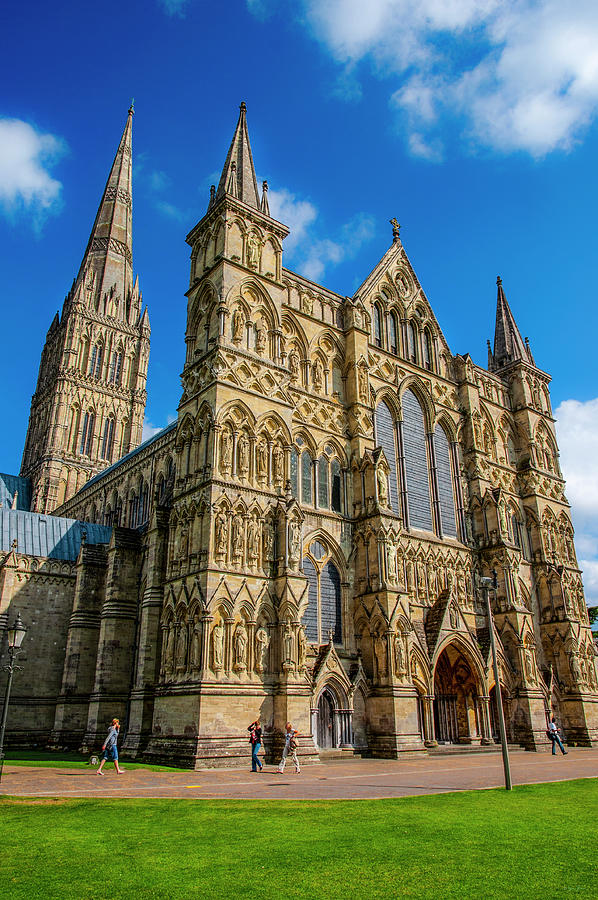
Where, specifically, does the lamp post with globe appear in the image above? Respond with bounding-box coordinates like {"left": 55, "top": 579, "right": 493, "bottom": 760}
{"left": 0, "top": 613, "right": 28, "bottom": 783}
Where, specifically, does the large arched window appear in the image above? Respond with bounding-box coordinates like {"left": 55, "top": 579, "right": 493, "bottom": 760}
{"left": 402, "top": 389, "right": 432, "bottom": 531}
{"left": 374, "top": 400, "right": 399, "bottom": 513}
{"left": 434, "top": 424, "right": 457, "bottom": 538}
{"left": 317, "top": 455, "right": 329, "bottom": 509}
{"left": 331, "top": 459, "right": 342, "bottom": 513}
{"left": 301, "top": 542, "right": 342, "bottom": 644}
{"left": 109, "top": 351, "right": 123, "bottom": 384}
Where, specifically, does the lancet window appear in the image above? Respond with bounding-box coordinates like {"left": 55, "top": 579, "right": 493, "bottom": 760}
{"left": 79, "top": 411, "right": 95, "bottom": 456}
{"left": 101, "top": 417, "right": 115, "bottom": 460}
{"left": 302, "top": 541, "right": 342, "bottom": 644}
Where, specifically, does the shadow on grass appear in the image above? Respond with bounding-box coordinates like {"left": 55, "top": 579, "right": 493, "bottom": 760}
{"left": 3, "top": 750, "right": 187, "bottom": 773}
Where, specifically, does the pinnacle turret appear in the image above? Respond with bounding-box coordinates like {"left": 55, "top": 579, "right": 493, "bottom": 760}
{"left": 215, "top": 101, "right": 260, "bottom": 209}
{"left": 488, "top": 276, "right": 535, "bottom": 372}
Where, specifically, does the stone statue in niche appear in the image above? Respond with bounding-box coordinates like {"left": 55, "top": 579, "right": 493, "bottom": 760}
{"left": 238, "top": 434, "right": 249, "bottom": 474}
{"left": 393, "top": 633, "right": 405, "bottom": 675}
{"left": 289, "top": 521, "right": 301, "bottom": 562}
{"left": 302, "top": 294, "right": 313, "bottom": 315}
{"left": 176, "top": 623, "right": 188, "bottom": 668}
{"left": 163, "top": 625, "right": 175, "bottom": 673}
{"left": 289, "top": 350, "right": 300, "bottom": 378}
{"left": 569, "top": 651, "right": 582, "bottom": 684}
{"left": 215, "top": 512, "right": 228, "bottom": 556}
{"left": 179, "top": 525, "right": 189, "bottom": 559}
{"left": 220, "top": 430, "right": 232, "bottom": 471}
{"left": 376, "top": 467, "right": 389, "bottom": 507}
{"left": 232, "top": 309, "right": 244, "bottom": 343}
{"left": 231, "top": 515, "right": 243, "bottom": 559}
{"left": 247, "top": 233, "right": 259, "bottom": 269}
{"left": 312, "top": 359, "right": 323, "bottom": 392}
{"left": 498, "top": 500, "right": 508, "bottom": 537}
{"left": 374, "top": 634, "right": 387, "bottom": 679}
{"left": 283, "top": 621, "right": 295, "bottom": 665}
{"left": 386, "top": 542, "right": 397, "bottom": 584}
{"left": 190, "top": 623, "right": 202, "bottom": 668}
{"left": 256, "top": 441, "right": 267, "bottom": 478}
{"left": 272, "top": 444, "right": 283, "bottom": 481}
{"left": 247, "top": 519, "right": 260, "bottom": 562}
{"left": 263, "top": 521, "right": 274, "bottom": 563}
{"left": 255, "top": 321, "right": 267, "bottom": 354}
{"left": 212, "top": 621, "right": 224, "bottom": 670}
{"left": 523, "top": 646, "right": 536, "bottom": 683}
{"left": 255, "top": 626, "right": 269, "bottom": 674}
{"left": 298, "top": 626, "right": 307, "bottom": 669}
{"left": 233, "top": 622, "right": 247, "bottom": 670}
{"left": 397, "top": 271, "right": 409, "bottom": 297}
{"left": 449, "top": 603, "right": 459, "bottom": 630}
{"left": 358, "top": 366, "right": 368, "bottom": 403}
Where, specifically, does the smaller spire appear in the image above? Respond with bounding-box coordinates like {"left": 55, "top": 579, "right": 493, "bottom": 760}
{"left": 208, "top": 184, "right": 216, "bottom": 209}
{"left": 215, "top": 102, "right": 260, "bottom": 209}
{"left": 260, "top": 180, "right": 270, "bottom": 216}
{"left": 489, "top": 275, "right": 535, "bottom": 372}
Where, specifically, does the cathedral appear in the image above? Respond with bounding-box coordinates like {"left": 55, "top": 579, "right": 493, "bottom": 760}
{"left": 0, "top": 103, "right": 596, "bottom": 767}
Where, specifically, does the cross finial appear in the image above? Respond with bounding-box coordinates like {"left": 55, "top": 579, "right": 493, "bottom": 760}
{"left": 390, "top": 218, "right": 401, "bottom": 242}
{"left": 128, "top": 98, "right": 135, "bottom": 115}
{"left": 496, "top": 275, "right": 502, "bottom": 286}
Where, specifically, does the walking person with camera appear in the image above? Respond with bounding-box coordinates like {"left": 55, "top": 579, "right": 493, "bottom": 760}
{"left": 276, "top": 722, "right": 300, "bottom": 774}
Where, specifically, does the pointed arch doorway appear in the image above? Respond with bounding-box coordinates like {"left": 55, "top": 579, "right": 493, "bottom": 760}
{"left": 313, "top": 683, "right": 354, "bottom": 750}
{"left": 433, "top": 642, "right": 484, "bottom": 744}
{"left": 317, "top": 689, "right": 335, "bottom": 749}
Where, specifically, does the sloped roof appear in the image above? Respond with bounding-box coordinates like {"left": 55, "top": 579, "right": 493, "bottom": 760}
{"left": 0, "top": 474, "right": 31, "bottom": 511}
{"left": 83, "top": 420, "right": 177, "bottom": 491}
{"left": 0, "top": 508, "right": 111, "bottom": 561}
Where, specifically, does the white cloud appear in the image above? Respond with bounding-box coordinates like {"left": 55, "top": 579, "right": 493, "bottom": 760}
{"left": 0, "top": 118, "right": 66, "bottom": 225}
{"left": 268, "top": 183, "right": 375, "bottom": 281}
{"left": 267, "top": 187, "right": 317, "bottom": 253}
{"left": 142, "top": 420, "right": 164, "bottom": 442}
{"left": 555, "top": 397, "right": 598, "bottom": 606}
{"left": 264, "top": 0, "right": 598, "bottom": 158}
{"left": 158, "top": 0, "right": 189, "bottom": 16}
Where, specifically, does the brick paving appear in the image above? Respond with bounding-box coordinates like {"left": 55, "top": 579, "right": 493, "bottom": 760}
{"left": 1, "top": 748, "right": 596, "bottom": 800}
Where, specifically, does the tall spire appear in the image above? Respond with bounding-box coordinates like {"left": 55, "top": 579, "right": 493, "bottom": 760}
{"left": 75, "top": 105, "right": 134, "bottom": 308}
{"left": 215, "top": 102, "right": 260, "bottom": 209}
{"left": 489, "top": 276, "right": 535, "bottom": 372}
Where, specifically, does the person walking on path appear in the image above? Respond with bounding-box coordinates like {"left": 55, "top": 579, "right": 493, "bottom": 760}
{"left": 547, "top": 714, "right": 568, "bottom": 755}
{"left": 97, "top": 718, "right": 124, "bottom": 774}
{"left": 277, "top": 722, "right": 300, "bottom": 774}
{"left": 248, "top": 718, "right": 263, "bottom": 772}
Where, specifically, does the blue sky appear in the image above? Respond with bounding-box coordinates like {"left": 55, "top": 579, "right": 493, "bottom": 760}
{"left": 1, "top": 0, "right": 597, "bottom": 603}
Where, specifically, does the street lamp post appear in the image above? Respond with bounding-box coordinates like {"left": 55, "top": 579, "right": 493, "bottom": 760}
{"left": 0, "top": 613, "right": 28, "bottom": 783}
{"left": 480, "top": 571, "right": 512, "bottom": 791}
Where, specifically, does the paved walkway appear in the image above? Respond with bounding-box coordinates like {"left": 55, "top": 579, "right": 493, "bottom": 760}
{"left": 1, "top": 749, "right": 596, "bottom": 800}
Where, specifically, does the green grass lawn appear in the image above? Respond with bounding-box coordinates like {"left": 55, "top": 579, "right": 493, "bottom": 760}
{"left": 0, "top": 779, "right": 596, "bottom": 899}
{"left": 2, "top": 750, "right": 185, "bottom": 772}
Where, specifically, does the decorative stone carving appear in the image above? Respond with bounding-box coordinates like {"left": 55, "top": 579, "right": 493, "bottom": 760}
{"left": 302, "top": 293, "right": 313, "bottom": 315}
{"left": 220, "top": 431, "right": 232, "bottom": 472}
{"left": 238, "top": 434, "right": 249, "bottom": 475}
{"left": 283, "top": 621, "right": 294, "bottom": 666}
{"left": 387, "top": 542, "right": 397, "bottom": 584}
{"left": 232, "top": 309, "right": 244, "bottom": 343}
{"left": 255, "top": 320, "right": 267, "bottom": 354}
{"left": 289, "top": 521, "right": 301, "bottom": 564}
{"left": 289, "top": 350, "right": 300, "bottom": 378}
{"left": 312, "top": 358, "right": 323, "bottom": 392}
{"left": 190, "top": 623, "right": 201, "bottom": 668}
{"left": 247, "top": 233, "right": 259, "bottom": 269}
{"left": 272, "top": 444, "right": 283, "bottom": 482}
{"left": 358, "top": 366, "right": 368, "bottom": 403}
{"left": 256, "top": 440, "right": 267, "bottom": 478}
{"left": 215, "top": 512, "right": 228, "bottom": 557}
{"left": 231, "top": 515, "right": 243, "bottom": 560}
{"left": 393, "top": 633, "right": 406, "bottom": 675}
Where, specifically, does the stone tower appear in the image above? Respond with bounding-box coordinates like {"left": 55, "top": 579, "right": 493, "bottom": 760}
{"left": 20, "top": 106, "right": 150, "bottom": 514}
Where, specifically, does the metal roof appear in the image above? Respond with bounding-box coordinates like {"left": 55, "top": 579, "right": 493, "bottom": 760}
{"left": 0, "top": 473, "right": 32, "bottom": 511}
{"left": 0, "top": 508, "right": 111, "bottom": 561}
{"left": 83, "top": 421, "right": 177, "bottom": 491}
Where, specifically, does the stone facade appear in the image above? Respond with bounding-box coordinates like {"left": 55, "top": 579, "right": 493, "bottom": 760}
{"left": 1, "top": 103, "right": 596, "bottom": 766}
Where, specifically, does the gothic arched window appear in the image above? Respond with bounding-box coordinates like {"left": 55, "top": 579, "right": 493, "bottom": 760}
{"left": 374, "top": 400, "right": 399, "bottom": 513}
{"left": 373, "top": 304, "right": 383, "bottom": 348}
{"left": 101, "top": 417, "right": 115, "bottom": 461}
{"left": 331, "top": 459, "right": 342, "bottom": 513}
{"left": 407, "top": 321, "right": 417, "bottom": 364}
{"left": 301, "top": 451, "right": 313, "bottom": 505}
{"left": 109, "top": 351, "right": 123, "bottom": 384}
{"left": 433, "top": 424, "right": 457, "bottom": 538}
{"left": 79, "top": 411, "right": 95, "bottom": 456}
{"left": 317, "top": 455, "right": 329, "bottom": 509}
{"left": 89, "top": 343, "right": 103, "bottom": 379}
{"left": 389, "top": 312, "right": 399, "bottom": 355}
{"left": 402, "top": 389, "right": 432, "bottom": 531}
{"left": 301, "top": 543, "right": 342, "bottom": 644}
{"left": 423, "top": 328, "right": 434, "bottom": 371}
